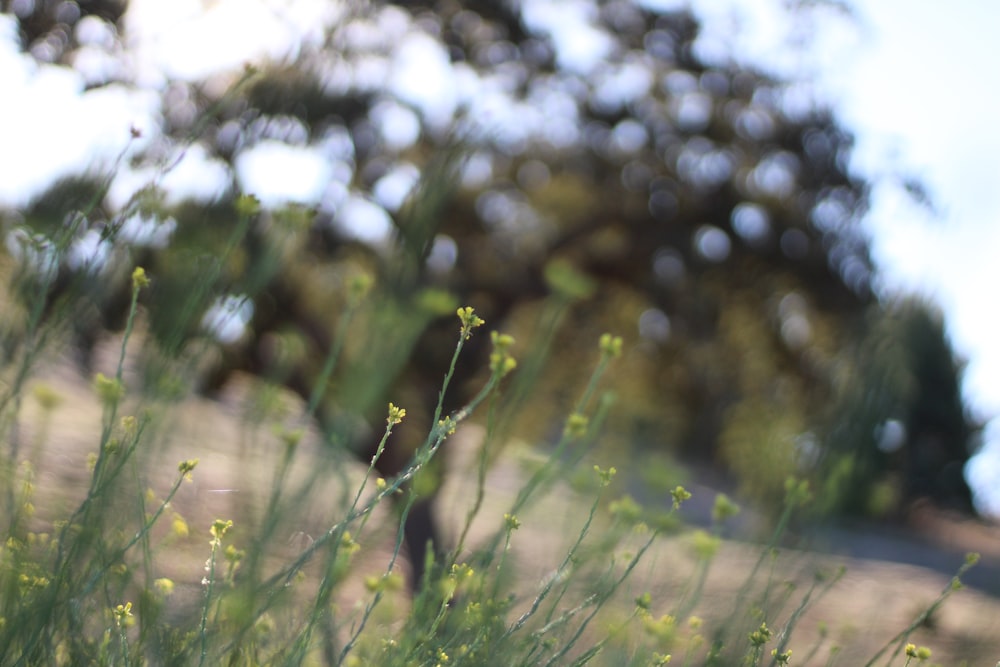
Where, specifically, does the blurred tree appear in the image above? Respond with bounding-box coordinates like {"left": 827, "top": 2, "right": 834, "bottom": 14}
{"left": 2, "top": 0, "right": 126, "bottom": 65}
{"left": 818, "top": 298, "right": 979, "bottom": 517}
{"left": 0, "top": 0, "right": 981, "bottom": 532}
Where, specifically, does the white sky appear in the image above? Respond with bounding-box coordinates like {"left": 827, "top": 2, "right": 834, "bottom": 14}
{"left": 824, "top": 0, "right": 1000, "bottom": 514}
{"left": 0, "top": 0, "right": 998, "bottom": 512}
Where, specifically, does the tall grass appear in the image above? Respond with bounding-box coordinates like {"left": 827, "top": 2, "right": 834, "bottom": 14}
{"left": 0, "top": 151, "right": 984, "bottom": 666}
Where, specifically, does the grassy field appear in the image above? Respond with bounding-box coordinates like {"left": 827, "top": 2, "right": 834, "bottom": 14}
{"left": 7, "top": 326, "right": 999, "bottom": 666}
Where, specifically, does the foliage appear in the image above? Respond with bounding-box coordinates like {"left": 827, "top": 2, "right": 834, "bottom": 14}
{"left": 0, "top": 0, "right": 981, "bottom": 517}
{"left": 817, "top": 298, "right": 979, "bottom": 517}
{"left": 0, "top": 2, "right": 991, "bottom": 664}
{"left": 0, "top": 234, "right": 984, "bottom": 664}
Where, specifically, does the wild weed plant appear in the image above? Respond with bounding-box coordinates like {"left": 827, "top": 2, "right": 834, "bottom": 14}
{"left": 0, "top": 138, "right": 986, "bottom": 666}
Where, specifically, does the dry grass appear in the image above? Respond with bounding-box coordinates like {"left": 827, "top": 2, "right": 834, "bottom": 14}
{"left": 12, "top": 345, "right": 1000, "bottom": 666}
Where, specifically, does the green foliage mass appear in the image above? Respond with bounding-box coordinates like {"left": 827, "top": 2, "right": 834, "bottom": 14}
{"left": 0, "top": 0, "right": 981, "bottom": 527}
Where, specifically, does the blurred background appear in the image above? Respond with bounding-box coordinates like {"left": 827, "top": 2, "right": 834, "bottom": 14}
{"left": 0, "top": 0, "right": 996, "bottom": 531}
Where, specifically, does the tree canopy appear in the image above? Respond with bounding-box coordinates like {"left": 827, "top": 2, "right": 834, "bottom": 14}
{"left": 0, "top": 0, "right": 980, "bottom": 517}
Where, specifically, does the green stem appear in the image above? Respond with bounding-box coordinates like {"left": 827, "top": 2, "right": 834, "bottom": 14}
{"left": 222, "top": 333, "right": 507, "bottom": 651}
{"left": 336, "top": 492, "right": 415, "bottom": 663}
{"left": 75, "top": 455, "right": 186, "bottom": 599}
{"left": 198, "top": 541, "right": 222, "bottom": 667}
{"left": 503, "top": 491, "right": 605, "bottom": 639}
{"left": 542, "top": 531, "right": 660, "bottom": 667}
{"left": 863, "top": 555, "right": 979, "bottom": 667}
{"left": 769, "top": 567, "right": 845, "bottom": 666}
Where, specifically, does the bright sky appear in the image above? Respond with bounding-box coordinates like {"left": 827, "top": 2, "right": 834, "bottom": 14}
{"left": 824, "top": 1, "right": 1000, "bottom": 515}
{"left": 1, "top": 0, "right": 998, "bottom": 513}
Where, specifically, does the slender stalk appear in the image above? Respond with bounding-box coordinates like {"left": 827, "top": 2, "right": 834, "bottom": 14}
{"left": 503, "top": 491, "right": 605, "bottom": 639}
{"left": 450, "top": 391, "right": 500, "bottom": 564}
{"left": 542, "top": 531, "right": 660, "bottom": 667}
{"left": 75, "top": 452, "right": 187, "bottom": 599}
{"left": 198, "top": 521, "right": 233, "bottom": 667}
{"left": 480, "top": 389, "right": 615, "bottom": 567}
{"left": 198, "top": 545, "right": 219, "bottom": 667}
{"left": 223, "top": 318, "right": 507, "bottom": 649}
{"left": 863, "top": 554, "right": 979, "bottom": 667}
{"left": 289, "top": 416, "right": 400, "bottom": 662}
{"left": 769, "top": 567, "right": 845, "bottom": 666}
{"left": 336, "top": 492, "right": 415, "bottom": 663}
